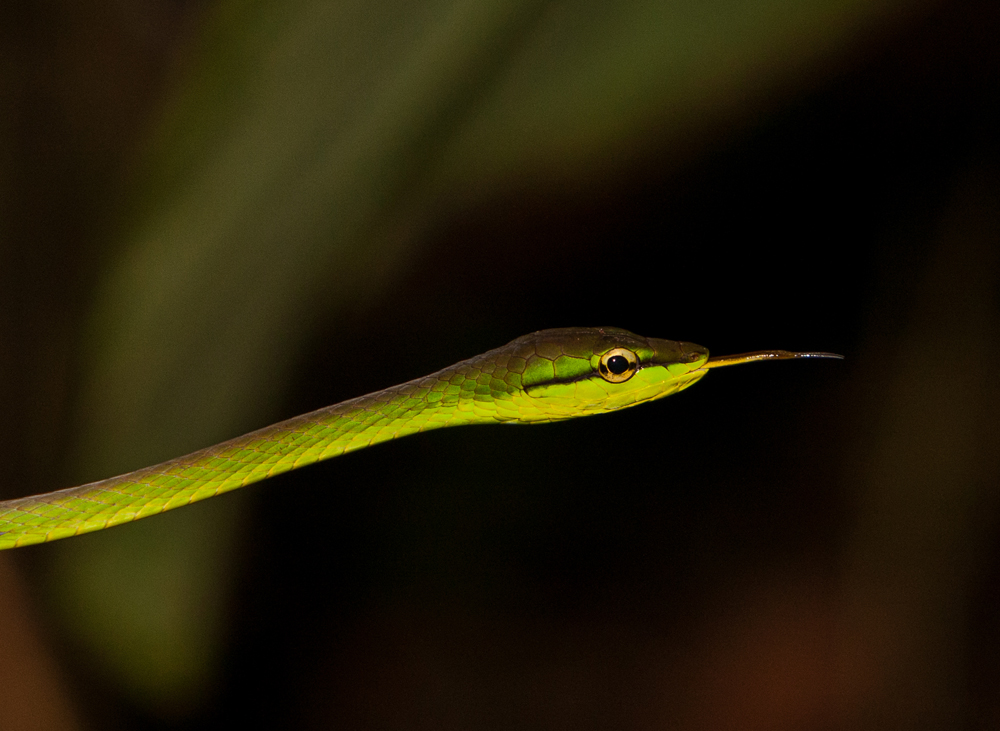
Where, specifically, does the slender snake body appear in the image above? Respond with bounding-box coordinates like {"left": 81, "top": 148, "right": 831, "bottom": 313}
{"left": 0, "top": 327, "right": 838, "bottom": 549}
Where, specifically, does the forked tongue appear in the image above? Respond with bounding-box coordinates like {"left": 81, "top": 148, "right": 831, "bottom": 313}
{"left": 702, "top": 350, "right": 843, "bottom": 369}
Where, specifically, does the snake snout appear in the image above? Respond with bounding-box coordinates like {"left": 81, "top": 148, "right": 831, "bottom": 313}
{"left": 648, "top": 339, "right": 709, "bottom": 368}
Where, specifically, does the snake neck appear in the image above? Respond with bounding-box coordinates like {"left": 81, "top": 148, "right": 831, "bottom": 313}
{"left": 297, "top": 355, "right": 526, "bottom": 460}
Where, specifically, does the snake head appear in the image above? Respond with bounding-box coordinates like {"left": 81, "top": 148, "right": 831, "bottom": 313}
{"left": 504, "top": 327, "right": 709, "bottom": 421}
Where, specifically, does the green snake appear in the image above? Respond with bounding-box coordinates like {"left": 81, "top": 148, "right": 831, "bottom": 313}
{"left": 0, "top": 327, "right": 839, "bottom": 550}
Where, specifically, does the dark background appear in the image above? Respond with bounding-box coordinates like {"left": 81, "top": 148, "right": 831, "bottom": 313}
{"left": 0, "top": 1, "right": 998, "bottom": 729}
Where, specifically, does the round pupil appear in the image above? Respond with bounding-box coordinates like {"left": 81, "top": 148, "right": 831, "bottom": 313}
{"left": 606, "top": 354, "right": 630, "bottom": 375}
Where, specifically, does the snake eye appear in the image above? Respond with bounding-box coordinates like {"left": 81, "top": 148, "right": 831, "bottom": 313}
{"left": 598, "top": 348, "right": 638, "bottom": 383}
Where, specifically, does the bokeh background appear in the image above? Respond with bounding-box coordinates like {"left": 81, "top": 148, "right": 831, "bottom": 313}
{"left": 1, "top": 0, "right": 998, "bottom": 728}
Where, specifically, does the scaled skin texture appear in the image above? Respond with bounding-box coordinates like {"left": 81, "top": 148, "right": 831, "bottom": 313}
{"left": 0, "top": 327, "right": 709, "bottom": 548}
